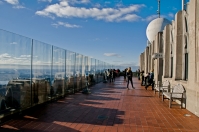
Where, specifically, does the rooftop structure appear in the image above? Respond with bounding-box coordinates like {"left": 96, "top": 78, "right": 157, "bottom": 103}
{"left": 146, "top": 17, "right": 171, "bottom": 44}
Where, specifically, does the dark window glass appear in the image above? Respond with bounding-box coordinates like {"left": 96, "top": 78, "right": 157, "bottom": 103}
{"left": 185, "top": 17, "right": 188, "bottom": 32}
{"left": 185, "top": 53, "right": 188, "bottom": 80}
{"left": 171, "top": 57, "right": 173, "bottom": 78}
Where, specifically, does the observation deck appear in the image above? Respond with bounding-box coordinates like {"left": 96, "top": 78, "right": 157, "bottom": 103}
{"left": 1, "top": 77, "right": 199, "bottom": 132}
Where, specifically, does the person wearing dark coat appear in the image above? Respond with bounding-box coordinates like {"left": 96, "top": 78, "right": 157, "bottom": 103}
{"left": 145, "top": 69, "right": 154, "bottom": 90}
{"left": 126, "top": 67, "right": 135, "bottom": 90}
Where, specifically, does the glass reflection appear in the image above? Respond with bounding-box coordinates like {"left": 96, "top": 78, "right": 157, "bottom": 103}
{"left": 52, "top": 46, "right": 65, "bottom": 98}
{"left": 0, "top": 29, "right": 113, "bottom": 117}
{"left": 32, "top": 40, "right": 52, "bottom": 105}
{"left": 75, "top": 53, "right": 82, "bottom": 92}
{"left": 90, "top": 58, "right": 96, "bottom": 85}
{"left": 65, "top": 51, "right": 75, "bottom": 94}
{"left": 0, "top": 29, "right": 32, "bottom": 113}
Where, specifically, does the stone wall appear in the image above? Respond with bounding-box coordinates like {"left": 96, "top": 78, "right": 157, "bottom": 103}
{"left": 139, "top": 0, "right": 199, "bottom": 117}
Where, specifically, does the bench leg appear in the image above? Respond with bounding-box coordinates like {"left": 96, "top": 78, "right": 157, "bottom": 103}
{"left": 184, "top": 99, "right": 186, "bottom": 109}
{"left": 169, "top": 99, "right": 172, "bottom": 108}
{"left": 180, "top": 98, "right": 183, "bottom": 109}
{"left": 160, "top": 91, "right": 163, "bottom": 98}
{"left": 162, "top": 94, "right": 164, "bottom": 101}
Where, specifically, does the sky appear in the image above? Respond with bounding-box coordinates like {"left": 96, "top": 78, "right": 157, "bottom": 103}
{"left": 0, "top": 0, "right": 186, "bottom": 69}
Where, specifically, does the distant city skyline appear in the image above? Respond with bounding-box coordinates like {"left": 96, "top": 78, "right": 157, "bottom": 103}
{"left": 0, "top": 0, "right": 186, "bottom": 68}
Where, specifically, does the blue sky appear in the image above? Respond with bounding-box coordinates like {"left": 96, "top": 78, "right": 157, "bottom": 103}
{"left": 0, "top": 0, "right": 185, "bottom": 69}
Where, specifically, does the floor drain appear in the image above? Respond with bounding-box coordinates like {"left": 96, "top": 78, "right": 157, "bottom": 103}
{"left": 184, "top": 114, "right": 191, "bottom": 117}
{"left": 97, "top": 115, "right": 109, "bottom": 120}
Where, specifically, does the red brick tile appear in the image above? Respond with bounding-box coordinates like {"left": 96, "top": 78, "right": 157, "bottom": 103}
{"left": 1, "top": 77, "right": 199, "bottom": 132}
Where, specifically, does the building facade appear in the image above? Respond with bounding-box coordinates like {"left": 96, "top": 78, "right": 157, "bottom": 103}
{"left": 139, "top": 0, "right": 199, "bottom": 117}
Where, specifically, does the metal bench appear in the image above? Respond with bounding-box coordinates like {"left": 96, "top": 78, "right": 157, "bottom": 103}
{"left": 162, "top": 84, "right": 186, "bottom": 108}
{"left": 154, "top": 80, "right": 170, "bottom": 98}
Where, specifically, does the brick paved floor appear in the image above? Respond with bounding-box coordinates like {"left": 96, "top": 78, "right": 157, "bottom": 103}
{"left": 1, "top": 77, "right": 199, "bottom": 132}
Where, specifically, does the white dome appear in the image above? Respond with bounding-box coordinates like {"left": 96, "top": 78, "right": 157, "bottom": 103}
{"left": 146, "top": 18, "right": 171, "bottom": 44}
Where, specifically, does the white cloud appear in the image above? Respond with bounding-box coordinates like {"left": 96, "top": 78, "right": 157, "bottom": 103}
{"left": 10, "top": 42, "right": 17, "bottom": 44}
{"left": 116, "top": 62, "right": 139, "bottom": 67}
{"left": 117, "top": 14, "right": 140, "bottom": 22}
{"left": 77, "top": 0, "right": 90, "bottom": 4}
{"left": 4, "top": 0, "right": 25, "bottom": 9}
{"left": 172, "top": 7, "right": 177, "bottom": 10}
{"left": 65, "top": 0, "right": 90, "bottom": 4}
{"left": 0, "top": 53, "right": 11, "bottom": 58}
{"left": 143, "top": 14, "right": 168, "bottom": 22}
{"left": 4, "top": 0, "right": 18, "bottom": 5}
{"left": 13, "top": 5, "right": 25, "bottom": 9}
{"left": 94, "top": 3, "right": 101, "bottom": 8}
{"left": 115, "top": 3, "right": 123, "bottom": 8}
{"left": 13, "top": 57, "right": 27, "bottom": 60}
{"left": 168, "top": 12, "right": 174, "bottom": 18}
{"left": 36, "top": 1, "right": 144, "bottom": 22}
{"left": 104, "top": 53, "right": 121, "bottom": 57}
{"left": 52, "top": 21, "right": 81, "bottom": 28}
{"left": 20, "top": 55, "right": 31, "bottom": 58}
{"left": 105, "top": 1, "right": 111, "bottom": 4}
{"left": 0, "top": 53, "right": 49, "bottom": 65}
{"left": 38, "top": 0, "right": 52, "bottom": 2}
{"left": 149, "top": 6, "right": 153, "bottom": 10}
{"left": 144, "top": 15, "right": 158, "bottom": 22}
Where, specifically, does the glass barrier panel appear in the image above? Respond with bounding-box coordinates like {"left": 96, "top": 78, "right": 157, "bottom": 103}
{"left": 32, "top": 40, "right": 52, "bottom": 104}
{"left": 75, "top": 53, "right": 82, "bottom": 92}
{"left": 52, "top": 46, "right": 65, "bottom": 98}
{"left": 87, "top": 57, "right": 91, "bottom": 86}
{"left": 65, "top": 51, "right": 75, "bottom": 94}
{"left": 90, "top": 58, "right": 96, "bottom": 85}
{"left": 0, "top": 29, "right": 32, "bottom": 115}
{"left": 99, "top": 61, "right": 104, "bottom": 82}
{"left": 81, "top": 56, "right": 86, "bottom": 89}
{"left": 0, "top": 29, "right": 113, "bottom": 120}
{"left": 98, "top": 60, "right": 101, "bottom": 82}
{"left": 95, "top": 60, "right": 99, "bottom": 83}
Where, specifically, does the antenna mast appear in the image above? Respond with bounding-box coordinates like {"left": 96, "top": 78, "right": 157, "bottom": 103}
{"left": 157, "top": 0, "right": 160, "bottom": 18}
{"left": 182, "top": 0, "right": 185, "bottom": 10}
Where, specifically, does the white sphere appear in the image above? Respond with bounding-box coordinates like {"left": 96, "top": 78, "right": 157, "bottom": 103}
{"left": 146, "top": 18, "right": 171, "bottom": 44}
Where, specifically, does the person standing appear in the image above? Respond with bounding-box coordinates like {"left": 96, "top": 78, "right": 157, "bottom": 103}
{"left": 144, "top": 72, "right": 150, "bottom": 87}
{"left": 145, "top": 69, "right": 154, "bottom": 90}
{"left": 109, "top": 69, "right": 114, "bottom": 82}
{"left": 126, "top": 67, "right": 135, "bottom": 89}
{"left": 113, "top": 69, "right": 116, "bottom": 82}
{"left": 106, "top": 69, "right": 110, "bottom": 81}
{"left": 137, "top": 69, "right": 140, "bottom": 80}
{"left": 123, "top": 68, "right": 127, "bottom": 81}
{"left": 140, "top": 70, "right": 145, "bottom": 86}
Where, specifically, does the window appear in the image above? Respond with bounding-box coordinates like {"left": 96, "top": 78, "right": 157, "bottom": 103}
{"left": 185, "top": 17, "right": 188, "bottom": 33}
{"left": 171, "top": 57, "right": 173, "bottom": 78}
{"left": 184, "top": 53, "right": 188, "bottom": 80}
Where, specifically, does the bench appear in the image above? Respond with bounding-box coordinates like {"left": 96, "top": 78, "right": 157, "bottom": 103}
{"left": 162, "top": 84, "right": 186, "bottom": 108}
{"left": 154, "top": 80, "right": 170, "bottom": 98}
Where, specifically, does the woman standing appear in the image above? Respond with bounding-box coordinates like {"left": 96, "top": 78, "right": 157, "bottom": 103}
{"left": 123, "top": 68, "right": 127, "bottom": 81}
{"left": 126, "top": 67, "right": 135, "bottom": 89}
